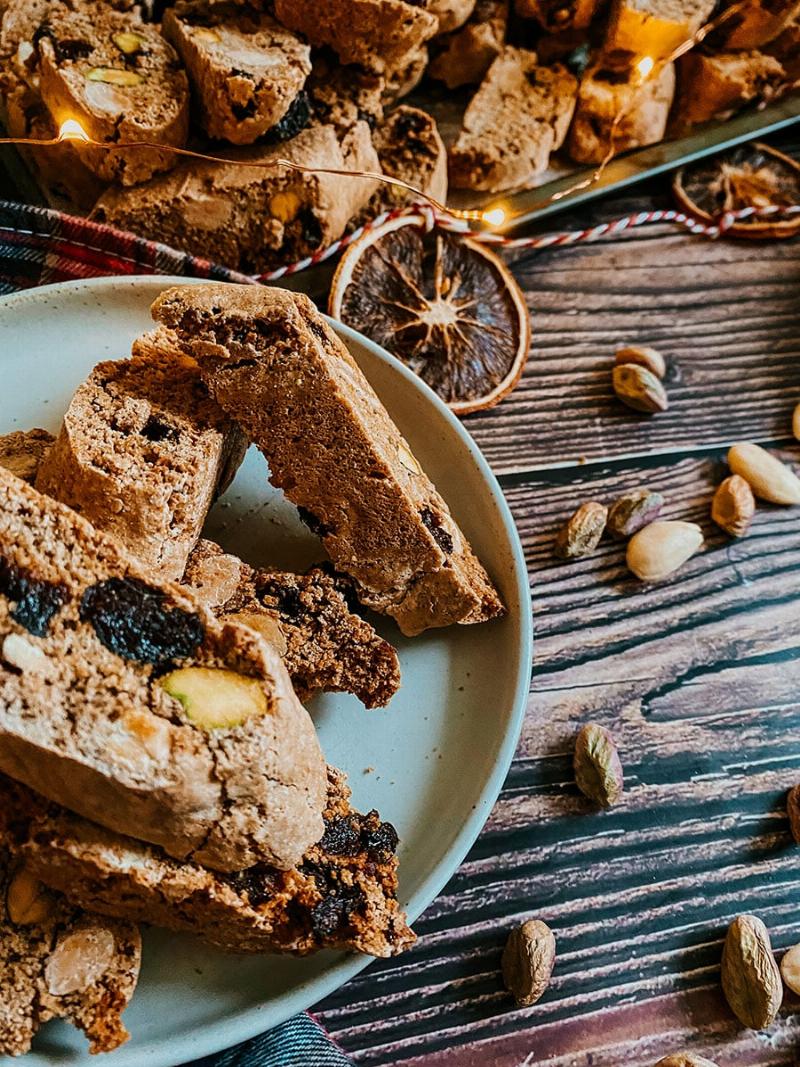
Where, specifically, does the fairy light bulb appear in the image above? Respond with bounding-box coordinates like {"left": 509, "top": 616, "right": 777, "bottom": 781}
{"left": 58, "top": 118, "right": 90, "bottom": 143}
{"left": 482, "top": 206, "right": 507, "bottom": 227}
{"left": 635, "top": 56, "right": 655, "bottom": 81}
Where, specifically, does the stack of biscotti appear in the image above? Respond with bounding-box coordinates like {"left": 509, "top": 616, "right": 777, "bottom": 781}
{"left": 0, "top": 778, "right": 141, "bottom": 1056}
{"left": 0, "top": 463, "right": 328, "bottom": 873}
{"left": 36, "top": 337, "right": 246, "bottom": 581}
{"left": 183, "top": 540, "right": 401, "bottom": 709}
{"left": 10, "top": 768, "right": 414, "bottom": 958}
{"left": 449, "top": 46, "right": 578, "bottom": 191}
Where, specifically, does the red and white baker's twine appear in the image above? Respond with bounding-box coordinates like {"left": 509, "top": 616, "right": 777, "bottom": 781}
{"left": 254, "top": 201, "right": 800, "bottom": 282}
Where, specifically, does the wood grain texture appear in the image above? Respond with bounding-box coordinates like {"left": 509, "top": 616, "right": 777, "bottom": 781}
{"left": 316, "top": 136, "right": 800, "bottom": 1066}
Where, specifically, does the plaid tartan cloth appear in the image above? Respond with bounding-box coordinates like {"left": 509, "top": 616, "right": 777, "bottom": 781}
{"left": 0, "top": 199, "right": 355, "bottom": 1067}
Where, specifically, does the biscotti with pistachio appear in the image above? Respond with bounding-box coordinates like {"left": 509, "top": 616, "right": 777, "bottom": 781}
{"left": 18, "top": 768, "right": 414, "bottom": 958}
{"left": 151, "top": 284, "right": 505, "bottom": 636}
{"left": 162, "top": 0, "right": 312, "bottom": 145}
{"left": 183, "top": 539, "right": 401, "bottom": 708}
{"left": 92, "top": 123, "right": 378, "bottom": 272}
{"left": 0, "top": 778, "right": 141, "bottom": 1056}
{"left": 0, "top": 464, "right": 327, "bottom": 873}
{"left": 35, "top": 1, "right": 190, "bottom": 185}
{"left": 35, "top": 340, "right": 247, "bottom": 581}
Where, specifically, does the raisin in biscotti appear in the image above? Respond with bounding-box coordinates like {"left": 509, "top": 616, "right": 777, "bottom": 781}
{"left": 162, "top": 1, "right": 311, "bottom": 145}
{"left": 428, "top": 0, "right": 509, "bottom": 88}
{"left": 35, "top": 342, "right": 247, "bottom": 582}
{"left": 36, "top": 2, "right": 189, "bottom": 186}
{"left": 92, "top": 123, "right": 378, "bottom": 273}
{"left": 0, "top": 465, "right": 327, "bottom": 873}
{"left": 568, "top": 51, "right": 675, "bottom": 165}
{"left": 605, "top": 0, "right": 716, "bottom": 60}
{"left": 19, "top": 768, "right": 414, "bottom": 958}
{"left": 449, "top": 47, "right": 577, "bottom": 192}
{"left": 0, "top": 429, "right": 53, "bottom": 484}
{"left": 183, "top": 540, "right": 401, "bottom": 708}
{"left": 151, "top": 285, "right": 504, "bottom": 637}
{"left": 1, "top": 780, "right": 140, "bottom": 1056}
{"left": 273, "top": 0, "right": 439, "bottom": 71}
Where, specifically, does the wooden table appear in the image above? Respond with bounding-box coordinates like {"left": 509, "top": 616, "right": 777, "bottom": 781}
{"left": 316, "top": 131, "right": 800, "bottom": 1065}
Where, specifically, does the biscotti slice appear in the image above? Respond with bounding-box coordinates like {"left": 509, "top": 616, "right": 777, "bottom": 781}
{"left": 162, "top": 1, "right": 311, "bottom": 145}
{"left": 449, "top": 47, "right": 578, "bottom": 191}
{"left": 183, "top": 539, "right": 401, "bottom": 708}
{"left": 18, "top": 768, "right": 414, "bottom": 958}
{"left": 671, "top": 49, "right": 785, "bottom": 130}
{"left": 568, "top": 51, "right": 675, "bottom": 165}
{"left": 357, "top": 105, "right": 447, "bottom": 220}
{"left": 0, "top": 465, "right": 327, "bottom": 873}
{"left": 35, "top": 343, "right": 247, "bottom": 582}
{"left": 605, "top": 0, "right": 716, "bottom": 60}
{"left": 383, "top": 43, "right": 430, "bottom": 101}
{"left": 151, "top": 284, "right": 504, "bottom": 637}
{"left": 765, "top": 14, "right": 800, "bottom": 79}
{"left": 0, "top": 429, "right": 53, "bottom": 484}
{"left": 308, "top": 58, "right": 386, "bottom": 133}
{"left": 706, "top": 0, "right": 800, "bottom": 49}
{"left": 428, "top": 0, "right": 509, "bottom": 88}
{"left": 35, "top": 2, "right": 189, "bottom": 186}
{"left": 273, "top": 0, "right": 439, "bottom": 71}
{"left": 515, "top": 0, "right": 600, "bottom": 30}
{"left": 92, "top": 123, "right": 379, "bottom": 272}
{"left": 0, "top": 780, "right": 140, "bottom": 1056}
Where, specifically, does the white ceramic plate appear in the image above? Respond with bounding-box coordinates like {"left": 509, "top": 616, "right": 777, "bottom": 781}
{"left": 0, "top": 276, "right": 532, "bottom": 1067}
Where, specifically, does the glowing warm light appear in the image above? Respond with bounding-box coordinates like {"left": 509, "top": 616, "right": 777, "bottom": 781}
{"left": 482, "top": 207, "right": 507, "bottom": 227}
{"left": 636, "top": 56, "right": 655, "bottom": 80}
{"left": 58, "top": 119, "right": 90, "bottom": 143}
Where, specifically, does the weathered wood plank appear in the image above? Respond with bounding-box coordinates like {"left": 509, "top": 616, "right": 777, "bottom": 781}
{"left": 317, "top": 448, "right": 800, "bottom": 1064}
{"left": 464, "top": 230, "right": 800, "bottom": 475}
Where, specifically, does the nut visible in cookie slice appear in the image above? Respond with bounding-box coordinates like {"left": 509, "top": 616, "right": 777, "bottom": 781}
{"left": 45, "top": 926, "right": 117, "bottom": 997}
{"left": 6, "top": 866, "right": 54, "bottom": 926}
{"left": 112, "top": 31, "right": 146, "bottom": 55}
{"left": 160, "top": 666, "right": 268, "bottom": 730}
{"left": 229, "top": 611, "right": 288, "bottom": 657}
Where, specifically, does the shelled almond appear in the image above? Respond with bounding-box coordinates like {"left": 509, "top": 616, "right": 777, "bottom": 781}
{"left": 728, "top": 443, "right": 800, "bottom": 506}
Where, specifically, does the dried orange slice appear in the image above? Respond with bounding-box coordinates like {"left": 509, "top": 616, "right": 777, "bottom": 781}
{"left": 329, "top": 214, "right": 531, "bottom": 415}
{"left": 673, "top": 142, "right": 800, "bottom": 240}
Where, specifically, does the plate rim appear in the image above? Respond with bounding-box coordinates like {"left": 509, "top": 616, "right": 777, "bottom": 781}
{"left": 0, "top": 275, "right": 533, "bottom": 1067}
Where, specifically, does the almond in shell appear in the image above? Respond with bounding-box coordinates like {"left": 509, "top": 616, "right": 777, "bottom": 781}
{"left": 720, "top": 914, "right": 782, "bottom": 1030}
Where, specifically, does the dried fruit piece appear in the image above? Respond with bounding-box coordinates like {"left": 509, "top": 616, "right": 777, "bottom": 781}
{"left": 112, "top": 31, "right": 145, "bottom": 55}
{"left": 501, "top": 919, "right": 556, "bottom": 1006}
{"left": 721, "top": 914, "right": 782, "bottom": 1030}
{"left": 787, "top": 784, "right": 800, "bottom": 844}
{"left": 728, "top": 442, "right": 800, "bottom": 506}
{"left": 615, "top": 345, "right": 666, "bottom": 379}
{"left": 780, "top": 943, "right": 800, "bottom": 995}
{"left": 711, "top": 474, "right": 755, "bottom": 537}
{"left": 160, "top": 666, "right": 267, "bottom": 730}
{"left": 673, "top": 143, "right": 800, "bottom": 241}
{"left": 554, "top": 501, "right": 607, "bottom": 559}
{"left": 6, "top": 867, "right": 54, "bottom": 926}
{"left": 45, "top": 927, "right": 116, "bottom": 996}
{"left": 607, "top": 488, "right": 664, "bottom": 540}
{"left": 86, "top": 66, "right": 144, "bottom": 86}
{"left": 1, "top": 633, "right": 52, "bottom": 677}
{"left": 329, "top": 214, "right": 531, "bottom": 415}
{"left": 574, "top": 723, "right": 623, "bottom": 807}
{"left": 626, "top": 521, "right": 704, "bottom": 581}
{"left": 654, "top": 1055, "right": 720, "bottom": 1067}
{"left": 612, "top": 364, "right": 669, "bottom": 414}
